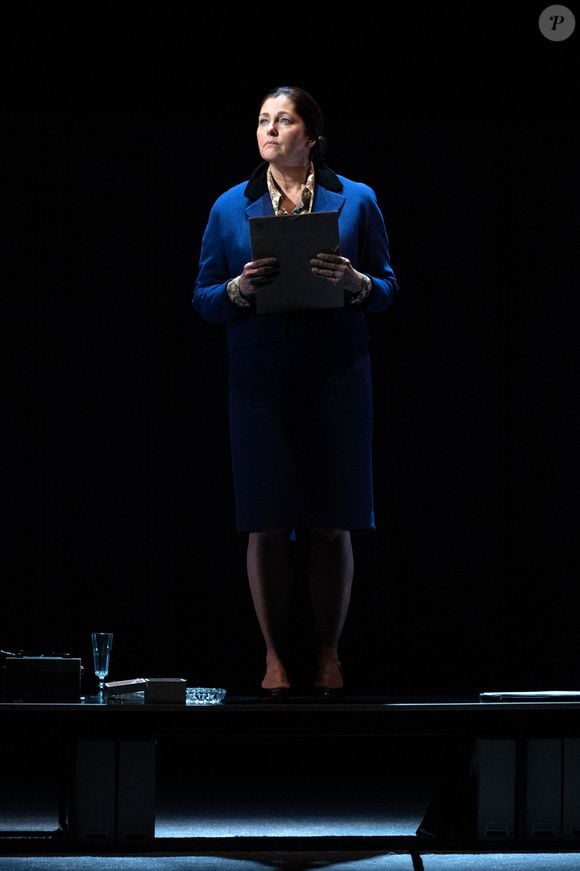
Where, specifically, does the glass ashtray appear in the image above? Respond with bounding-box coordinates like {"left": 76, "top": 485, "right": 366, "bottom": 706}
{"left": 186, "top": 687, "right": 226, "bottom": 705}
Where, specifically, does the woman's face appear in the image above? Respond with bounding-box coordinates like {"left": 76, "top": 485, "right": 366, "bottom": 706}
{"left": 257, "top": 95, "right": 314, "bottom": 166}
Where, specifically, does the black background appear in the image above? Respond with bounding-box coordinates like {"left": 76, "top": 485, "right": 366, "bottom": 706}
{"left": 4, "top": 4, "right": 579, "bottom": 695}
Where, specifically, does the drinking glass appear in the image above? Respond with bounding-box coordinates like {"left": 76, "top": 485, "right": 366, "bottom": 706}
{"left": 91, "top": 632, "right": 113, "bottom": 697}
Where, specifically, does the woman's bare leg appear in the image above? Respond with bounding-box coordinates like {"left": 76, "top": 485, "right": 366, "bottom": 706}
{"left": 308, "top": 528, "right": 353, "bottom": 688}
{"left": 246, "top": 529, "right": 294, "bottom": 689}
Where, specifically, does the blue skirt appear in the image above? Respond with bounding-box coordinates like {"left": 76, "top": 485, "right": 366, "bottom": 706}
{"left": 228, "top": 311, "right": 375, "bottom": 533}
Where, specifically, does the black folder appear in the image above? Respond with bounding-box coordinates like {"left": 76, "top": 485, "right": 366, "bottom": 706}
{"left": 249, "top": 211, "right": 343, "bottom": 314}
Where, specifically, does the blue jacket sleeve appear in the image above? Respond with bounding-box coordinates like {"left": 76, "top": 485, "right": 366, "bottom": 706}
{"left": 358, "top": 186, "right": 399, "bottom": 313}
{"left": 192, "top": 204, "right": 246, "bottom": 325}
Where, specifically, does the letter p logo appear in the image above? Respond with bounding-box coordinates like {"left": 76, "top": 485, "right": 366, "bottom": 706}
{"left": 539, "top": 5, "right": 576, "bottom": 40}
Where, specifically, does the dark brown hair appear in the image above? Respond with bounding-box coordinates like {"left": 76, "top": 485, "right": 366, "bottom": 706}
{"left": 260, "top": 85, "right": 328, "bottom": 166}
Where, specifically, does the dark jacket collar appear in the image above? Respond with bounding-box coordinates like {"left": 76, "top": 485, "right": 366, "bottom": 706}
{"left": 244, "top": 162, "right": 343, "bottom": 201}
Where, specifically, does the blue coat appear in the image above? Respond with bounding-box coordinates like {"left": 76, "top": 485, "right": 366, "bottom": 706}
{"left": 193, "top": 166, "right": 398, "bottom": 532}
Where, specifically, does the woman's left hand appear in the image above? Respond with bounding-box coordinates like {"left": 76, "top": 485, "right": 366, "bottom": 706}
{"left": 311, "top": 252, "right": 363, "bottom": 294}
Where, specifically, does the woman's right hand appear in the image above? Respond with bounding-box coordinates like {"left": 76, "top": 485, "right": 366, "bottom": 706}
{"left": 238, "top": 258, "right": 279, "bottom": 296}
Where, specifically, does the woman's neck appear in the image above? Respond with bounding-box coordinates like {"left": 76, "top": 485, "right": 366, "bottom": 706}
{"left": 269, "top": 162, "right": 309, "bottom": 193}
